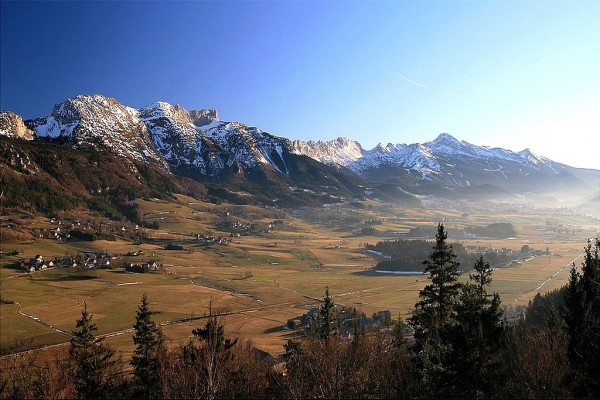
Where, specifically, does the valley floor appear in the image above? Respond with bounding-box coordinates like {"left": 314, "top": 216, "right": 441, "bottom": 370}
{"left": 1, "top": 195, "right": 598, "bottom": 358}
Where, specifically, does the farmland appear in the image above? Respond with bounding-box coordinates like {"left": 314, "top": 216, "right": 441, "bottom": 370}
{"left": 1, "top": 194, "right": 598, "bottom": 358}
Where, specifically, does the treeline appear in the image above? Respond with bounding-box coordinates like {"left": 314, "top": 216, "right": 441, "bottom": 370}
{"left": 465, "top": 222, "right": 517, "bottom": 239}
{"left": 407, "top": 222, "right": 517, "bottom": 239}
{"left": 2, "top": 225, "right": 599, "bottom": 399}
{"left": 367, "top": 237, "right": 512, "bottom": 271}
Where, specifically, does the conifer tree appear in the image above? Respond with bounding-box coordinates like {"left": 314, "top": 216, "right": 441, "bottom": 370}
{"left": 564, "top": 242, "right": 600, "bottom": 397}
{"left": 319, "top": 286, "right": 337, "bottom": 340}
{"left": 131, "top": 293, "right": 165, "bottom": 399}
{"left": 409, "top": 223, "right": 461, "bottom": 394}
{"left": 69, "top": 302, "right": 121, "bottom": 399}
{"left": 192, "top": 303, "right": 237, "bottom": 352}
{"left": 451, "top": 255, "right": 503, "bottom": 398}
{"left": 190, "top": 303, "right": 237, "bottom": 400}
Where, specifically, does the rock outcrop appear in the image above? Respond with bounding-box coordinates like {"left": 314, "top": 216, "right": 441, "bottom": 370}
{"left": 0, "top": 111, "right": 34, "bottom": 140}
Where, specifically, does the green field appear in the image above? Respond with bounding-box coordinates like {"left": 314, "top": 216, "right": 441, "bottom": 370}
{"left": 1, "top": 196, "right": 598, "bottom": 356}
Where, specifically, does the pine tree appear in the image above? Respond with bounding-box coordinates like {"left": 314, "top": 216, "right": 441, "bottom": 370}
{"left": 131, "top": 293, "right": 165, "bottom": 399}
{"left": 192, "top": 303, "right": 237, "bottom": 352}
{"left": 409, "top": 223, "right": 461, "bottom": 394}
{"left": 69, "top": 302, "right": 121, "bottom": 399}
{"left": 190, "top": 303, "right": 237, "bottom": 400}
{"left": 451, "top": 255, "right": 503, "bottom": 398}
{"left": 563, "top": 242, "right": 600, "bottom": 397}
{"left": 319, "top": 286, "right": 337, "bottom": 340}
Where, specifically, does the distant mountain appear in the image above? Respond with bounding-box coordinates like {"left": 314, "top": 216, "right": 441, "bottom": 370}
{"left": 26, "top": 95, "right": 166, "bottom": 167}
{"left": 291, "top": 137, "right": 364, "bottom": 166}
{"left": 294, "top": 133, "right": 599, "bottom": 202}
{"left": 1, "top": 95, "right": 421, "bottom": 214}
{"left": 1, "top": 94, "right": 597, "bottom": 214}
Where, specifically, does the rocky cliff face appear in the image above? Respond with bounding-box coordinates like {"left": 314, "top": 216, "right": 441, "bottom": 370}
{"left": 0, "top": 111, "right": 34, "bottom": 140}
{"left": 7, "top": 95, "right": 299, "bottom": 180}
{"left": 190, "top": 108, "right": 219, "bottom": 126}
{"left": 1, "top": 94, "right": 374, "bottom": 207}
{"left": 292, "top": 137, "right": 364, "bottom": 166}
{"left": 139, "top": 101, "right": 231, "bottom": 176}
{"left": 27, "top": 95, "right": 165, "bottom": 166}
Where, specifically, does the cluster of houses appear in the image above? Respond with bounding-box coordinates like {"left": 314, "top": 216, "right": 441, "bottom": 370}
{"left": 45, "top": 216, "right": 148, "bottom": 242}
{"left": 194, "top": 234, "right": 230, "bottom": 245}
{"left": 465, "top": 245, "right": 515, "bottom": 256}
{"left": 298, "top": 305, "right": 397, "bottom": 338}
{"left": 79, "top": 250, "right": 113, "bottom": 268}
{"left": 124, "top": 260, "right": 160, "bottom": 273}
{"left": 22, "top": 255, "right": 54, "bottom": 272}
{"left": 20, "top": 249, "right": 114, "bottom": 272}
{"left": 217, "top": 219, "right": 291, "bottom": 236}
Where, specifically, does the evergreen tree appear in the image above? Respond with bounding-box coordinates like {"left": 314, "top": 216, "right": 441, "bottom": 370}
{"left": 131, "top": 293, "right": 165, "bottom": 399}
{"left": 451, "top": 255, "right": 503, "bottom": 398}
{"left": 319, "top": 286, "right": 337, "bottom": 340}
{"left": 409, "top": 223, "right": 461, "bottom": 394}
{"left": 563, "top": 243, "right": 600, "bottom": 397}
{"left": 69, "top": 302, "right": 121, "bottom": 399}
{"left": 189, "top": 303, "right": 237, "bottom": 400}
{"left": 192, "top": 304, "right": 237, "bottom": 352}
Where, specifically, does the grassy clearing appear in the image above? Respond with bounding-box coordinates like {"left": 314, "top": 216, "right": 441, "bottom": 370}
{"left": 0, "top": 303, "right": 67, "bottom": 354}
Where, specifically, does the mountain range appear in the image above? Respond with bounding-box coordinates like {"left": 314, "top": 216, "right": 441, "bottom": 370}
{"left": 1, "top": 94, "right": 598, "bottom": 215}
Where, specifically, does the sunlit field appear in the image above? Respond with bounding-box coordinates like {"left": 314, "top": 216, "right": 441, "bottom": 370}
{"left": 1, "top": 196, "right": 598, "bottom": 357}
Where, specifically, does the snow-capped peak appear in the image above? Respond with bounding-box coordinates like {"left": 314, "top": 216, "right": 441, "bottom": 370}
{"left": 292, "top": 137, "right": 364, "bottom": 165}
{"left": 27, "top": 94, "right": 165, "bottom": 165}
{"left": 519, "top": 148, "right": 542, "bottom": 164}
{"left": 12, "top": 94, "right": 577, "bottom": 196}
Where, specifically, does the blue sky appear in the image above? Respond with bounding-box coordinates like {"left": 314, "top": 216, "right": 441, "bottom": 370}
{"left": 1, "top": 1, "right": 599, "bottom": 169}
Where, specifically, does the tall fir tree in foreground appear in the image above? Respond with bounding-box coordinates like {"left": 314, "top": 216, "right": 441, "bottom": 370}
{"left": 69, "top": 302, "right": 122, "bottom": 399}
{"left": 409, "top": 223, "right": 461, "bottom": 395}
{"left": 564, "top": 241, "right": 600, "bottom": 397}
{"left": 451, "top": 255, "right": 503, "bottom": 398}
{"left": 131, "top": 293, "right": 165, "bottom": 399}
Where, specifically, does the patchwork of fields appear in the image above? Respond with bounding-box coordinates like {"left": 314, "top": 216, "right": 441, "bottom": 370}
{"left": 1, "top": 195, "right": 598, "bottom": 357}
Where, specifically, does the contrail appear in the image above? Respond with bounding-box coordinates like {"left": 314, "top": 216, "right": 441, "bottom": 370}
{"left": 451, "top": 86, "right": 465, "bottom": 95}
{"left": 396, "top": 74, "right": 430, "bottom": 90}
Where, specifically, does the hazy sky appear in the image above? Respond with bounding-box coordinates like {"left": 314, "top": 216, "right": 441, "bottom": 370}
{"left": 1, "top": 1, "right": 599, "bottom": 169}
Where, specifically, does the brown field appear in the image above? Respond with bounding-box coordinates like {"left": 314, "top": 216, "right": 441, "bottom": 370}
{"left": 1, "top": 196, "right": 598, "bottom": 358}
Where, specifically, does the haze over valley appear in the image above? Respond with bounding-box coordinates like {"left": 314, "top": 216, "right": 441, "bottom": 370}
{"left": 1, "top": 1, "right": 599, "bottom": 398}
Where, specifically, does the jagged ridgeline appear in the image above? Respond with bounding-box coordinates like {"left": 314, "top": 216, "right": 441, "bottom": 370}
{"left": 1, "top": 93, "right": 598, "bottom": 217}
{"left": 0, "top": 95, "right": 422, "bottom": 216}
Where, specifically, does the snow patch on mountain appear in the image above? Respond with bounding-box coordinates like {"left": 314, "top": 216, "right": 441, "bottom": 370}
{"left": 28, "top": 95, "right": 165, "bottom": 166}
{"left": 292, "top": 137, "right": 364, "bottom": 165}
{"left": 17, "top": 94, "right": 586, "bottom": 195}
{"left": 297, "top": 132, "right": 564, "bottom": 181}
{"left": 199, "top": 121, "right": 292, "bottom": 172}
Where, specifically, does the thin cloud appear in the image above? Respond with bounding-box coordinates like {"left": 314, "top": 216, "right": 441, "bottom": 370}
{"left": 451, "top": 86, "right": 465, "bottom": 95}
{"left": 396, "top": 74, "right": 430, "bottom": 90}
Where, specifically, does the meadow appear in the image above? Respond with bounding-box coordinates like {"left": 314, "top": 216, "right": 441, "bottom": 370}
{"left": 1, "top": 195, "right": 597, "bottom": 357}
